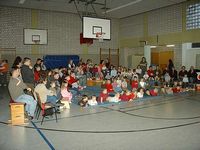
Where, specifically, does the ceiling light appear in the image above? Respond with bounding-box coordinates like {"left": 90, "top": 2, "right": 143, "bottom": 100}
{"left": 104, "top": 0, "right": 142, "bottom": 13}
{"left": 166, "top": 44, "right": 175, "bottom": 47}
{"left": 19, "top": 0, "right": 26, "bottom": 4}
{"left": 150, "top": 46, "right": 157, "bottom": 48}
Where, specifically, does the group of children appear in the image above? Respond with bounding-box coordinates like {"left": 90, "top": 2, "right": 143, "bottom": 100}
{"left": 77, "top": 62, "right": 199, "bottom": 107}
{"left": 7, "top": 56, "right": 200, "bottom": 110}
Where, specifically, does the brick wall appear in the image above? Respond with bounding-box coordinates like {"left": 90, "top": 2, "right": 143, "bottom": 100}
{"left": 120, "top": 14, "right": 144, "bottom": 38}
{"left": 148, "top": 4, "right": 182, "bottom": 36}
{"left": 0, "top": 6, "right": 119, "bottom": 64}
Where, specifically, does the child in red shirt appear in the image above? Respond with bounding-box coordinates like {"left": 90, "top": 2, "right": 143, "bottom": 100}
{"left": 34, "top": 66, "right": 41, "bottom": 83}
{"left": 150, "top": 88, "right": 158, "bottom": 96}
{"left": 98, "top": 89, "right": 109, "bottom": 103}
{"left": 105, "top": 79, "right": 114, "bottom": 93}
{"left": 120, "top": 90, "right": 133, "bottom": 101}
{"left": 147, "top": 66, "right": 154, "bottom": 77}
{"left": 131, "top": 76, "right": 138, "bottom": 90}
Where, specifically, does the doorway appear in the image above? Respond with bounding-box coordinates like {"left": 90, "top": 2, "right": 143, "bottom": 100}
{"left": 151, "top": 47, "right": 174, "bottom": 70}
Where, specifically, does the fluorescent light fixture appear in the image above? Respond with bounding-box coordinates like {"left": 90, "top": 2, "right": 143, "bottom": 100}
{"left": 104, "top": 0, "right": 142, "bottom": 13}
{"left": 150, "top": 46, "right": 157, "bottom": 48}
{"left": 19, "top": 0, "right": 26, "bottom": 4}
{"left": 166, "top": 44, "right": 175, "bottom": 47}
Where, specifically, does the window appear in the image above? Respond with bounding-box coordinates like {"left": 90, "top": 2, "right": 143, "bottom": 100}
{"left": 186, "top": 3, "right": 200, "bottom": 30}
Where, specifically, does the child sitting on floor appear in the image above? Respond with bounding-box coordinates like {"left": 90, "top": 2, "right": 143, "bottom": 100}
{"left": 121, "top": 78, "right": 128, "bottom": 90}
{"left": 143, "top": 71, "right": 149, "bottom": 80}
{"left": 107, "top": 93, "right": 121, "bottom": 103}
{"left": 98, "top": 89, "right": 109, "bottom": 103}
{"left": 131, "top": 76, "right": 138, "bottom": 90}
{"left": 182, "top": 74, "right": 189, "bottom": 88}
{"left": 112, "top": 78, "right": 122, "bottom": 93}
{"left": 105, "top": 79, "right": 114, "bottom": 93}
{"left": 161, "top": 83, "right": 173, "bottom": 95}
{"left": 137, "top": 88, "right": 144, "bottom": 98}
{"left": 120, "top": 90, "right": 134, "bottom": 101}
{"left": 164, "top": 72, "right": 171, "bottom": 84}
{"left": 88, "top": 95, "right": 98, "bottom": 106}
{"left": 149, "top": 88, "right": 159, "bottom": 96}
{"left": 139, "top": 78, "right": 147, "bottom": 89}
{"left": 78, "top": 95, "right": 88, "bottom": 107}
{"left": 60, "top": 82, "right": 72, "bottom": 109}
{"left": 130, "top": 89, "right": 137, "bottom": 100}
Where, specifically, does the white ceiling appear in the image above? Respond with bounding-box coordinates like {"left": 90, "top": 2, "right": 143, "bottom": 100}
{"left": 0, "top": 0, "right": 186, "bottom": 18}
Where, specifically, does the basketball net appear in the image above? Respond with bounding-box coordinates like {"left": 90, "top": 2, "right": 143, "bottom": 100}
{"left": 96, "top": 32, "right": 105, "bottom": 43}
{"left": 33, "top": 40, "right": 40, "bottom": 44}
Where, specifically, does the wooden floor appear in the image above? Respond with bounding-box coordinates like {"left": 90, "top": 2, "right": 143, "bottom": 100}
{"left": 0, "top": 86, "right": 200, "bottom": 150}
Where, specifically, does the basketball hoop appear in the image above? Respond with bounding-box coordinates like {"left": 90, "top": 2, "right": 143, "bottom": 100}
{"left": 96, "top": 32, "right": 105, "bottom": 43}
{"left": 33, "top": 40, "right": 40, "bottom": 45}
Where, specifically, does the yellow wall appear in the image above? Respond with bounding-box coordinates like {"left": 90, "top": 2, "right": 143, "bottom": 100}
{"left": 120, "top": 1, "right": 200, "bottom": 48}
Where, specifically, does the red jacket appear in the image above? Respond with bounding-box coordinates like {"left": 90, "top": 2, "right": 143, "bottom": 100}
{"left": 131, "top": 81, "right": 138, "bottom": 89}
{"left": 172, "top": 87, "right": 180, "bottom": 93}
{"left": 120, "top": 94, "right": 132, "bottom": 101}
{"left": 147, "top": 69, "right": 154, "bottom": 77}
{"left": 68, "top": 76, "right": 77, "bottom": 85}
{"left": 105, "top": 83, "right": 114, "bottom": 93}
{"left": 150, "top": 90, "right": 158, "bottom": 96}
{"left": 98, "top": 92, "right": 108, "bottom": 102}
{"left": 34, "top": 71, "right": 40, "bottom": 82}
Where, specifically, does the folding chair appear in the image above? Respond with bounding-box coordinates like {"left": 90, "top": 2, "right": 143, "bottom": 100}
{"left": 35, "top": 92, "right": 58, "bottom": 125}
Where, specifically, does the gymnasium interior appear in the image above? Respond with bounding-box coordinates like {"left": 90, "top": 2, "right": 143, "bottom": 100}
{"left": 0, "top": 0, "right": 200, "bottom": 150}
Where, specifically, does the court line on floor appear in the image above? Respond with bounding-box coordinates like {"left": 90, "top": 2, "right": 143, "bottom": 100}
{"left": 186, "top": 97, "right": 200, "bottom": 103}
{"left": 1, "top": 115, "right": 200, "bottom": 134}
{"left": 102, "top": 98, "right": 200, "bottom": 120}
{"left": 31, "top": 121, "right": 55, "bottom": 150}
{"left": 33, "top": 97, "right": 184, "bottom": 124}
{"left": 119, "top": 96, "right": 183, "bottom": 110}
{"left": 11, "top": 120, "right": 200, "bottom": 134}
{"left": 123, "top": 98, "right": 187, "bottom": 112}
{"left": 117, "top": 112, "right": 200, "bottom": 120}
{"left": 30, "top": 96, "right": 191, "bottom": 124}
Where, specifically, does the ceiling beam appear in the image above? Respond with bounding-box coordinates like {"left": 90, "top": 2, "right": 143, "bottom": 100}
{"left": 105, "top": 0, "right": 143, "bottom": 13}
{"left": 19, "top": 0, "right": 26, "bottom": 4}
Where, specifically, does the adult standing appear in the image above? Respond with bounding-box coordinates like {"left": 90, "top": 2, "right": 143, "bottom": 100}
{"left": 21, "top": 57, "right": 35, "bottom": 90}
{"left": 139, "top": 57, "right": 147, "bottom": 76}
{"left": 105, "top": 58, "right": 110, "bottom": 69}
{"left": 170, "top": 67, "right": 178, "bottom": 81}
{"left": 187, "top": 66, "right": 197, "bottom": 84}
{"left": 167, "top": 59, "right": 174, "bottom": 75}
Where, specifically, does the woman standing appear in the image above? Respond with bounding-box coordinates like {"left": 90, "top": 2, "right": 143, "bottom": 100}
{"left": 167, "top": 59, "right": 174, "bottom": 75}
{"left": 139, "top": 57, "right": 147, "bottom": 76}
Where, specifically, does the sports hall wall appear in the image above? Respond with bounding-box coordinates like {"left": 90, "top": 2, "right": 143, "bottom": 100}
{"left": 120, "top": 0, "right": 200, "bottom": 69}
{"left": 1, "top": 0, "right": 200, "bottom": 68}
{"left": 0, "top": 6, "right": 119, "bottom": 64}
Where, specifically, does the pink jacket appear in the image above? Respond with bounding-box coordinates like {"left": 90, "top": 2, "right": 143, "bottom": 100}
{"left": 61, "top": 88, "right": 72, "bottom": 100}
